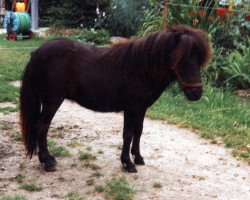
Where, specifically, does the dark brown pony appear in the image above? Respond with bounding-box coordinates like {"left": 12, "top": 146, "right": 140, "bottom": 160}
{"left": 20, "top": 25, "right": 211, "bottom": 173}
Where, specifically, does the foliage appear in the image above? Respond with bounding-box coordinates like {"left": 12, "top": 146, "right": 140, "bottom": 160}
{"left": 46, "top": 28, "right": 110, "bottom": 45}
{"left": 105, "top": 0, "right": 147, "bottom": 37}
{"left": 39, "top": 0, "right": 110, "bottom": 28}
{"left": 139, "top": 0, "right": 250, "bottom": 89}
{"left": 202, "top": 47, "right": 230, "bottom": 87}
{"left": 76, "top": 29, "right": 110, "bottom": 45}
{"left": 138, "top": 2, "right": 163, "bottom": 36}
{"left": 223, "top": 44, "right": 250, "bottom": 89}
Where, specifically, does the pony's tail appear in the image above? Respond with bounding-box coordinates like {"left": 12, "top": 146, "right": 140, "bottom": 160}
{"left": 20, "top": 61, "right": 41, "bottom": 158}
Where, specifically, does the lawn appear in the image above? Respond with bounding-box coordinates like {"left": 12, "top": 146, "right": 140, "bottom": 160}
{"left": 147, "top": 84, "right": 250, "bottom": 162}
{"left": 0, "top": 35, "right": 44, "bottom": 103}
{"left": 0, "top": 34, "right": 249, "bottom": 163}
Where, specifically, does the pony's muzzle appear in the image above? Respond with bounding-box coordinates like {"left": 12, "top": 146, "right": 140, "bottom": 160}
{"left": 183, "top": 87, "right": 203, "bottom": 101}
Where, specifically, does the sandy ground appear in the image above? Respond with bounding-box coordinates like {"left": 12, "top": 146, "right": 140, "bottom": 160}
{"left": 0, "top": 100, "right": 249, "bottom": 200}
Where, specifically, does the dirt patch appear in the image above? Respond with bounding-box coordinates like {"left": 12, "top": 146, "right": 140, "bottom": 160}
{"left": 237, "top": 89, "right": 250, "bottom": 101}
{"left": 0, "top": 102, "right": 16, "bottom": 108}
{"left": 9, "top": 80, "right": 21, "bottom": 88}
{"left": 0, "top": 100, "right": 249, "bottom": 200}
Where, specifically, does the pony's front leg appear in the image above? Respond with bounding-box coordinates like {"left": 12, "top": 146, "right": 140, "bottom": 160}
{"left": 121, "top": 109, "right": 137, "bottom": 173}
{"left": 131, "top": 109, "right": 146, "bottom": 165}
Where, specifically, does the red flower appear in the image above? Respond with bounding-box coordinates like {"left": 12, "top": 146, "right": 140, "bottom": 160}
{"left": 217, "top": 8, "right": 231, "bottom": 16}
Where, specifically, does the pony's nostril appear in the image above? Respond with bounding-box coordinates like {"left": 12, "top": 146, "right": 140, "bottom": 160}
{"left": 184, "top": 88, "right": 203, "bottom": 101}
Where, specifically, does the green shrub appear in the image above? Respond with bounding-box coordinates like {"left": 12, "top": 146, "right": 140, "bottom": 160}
{"left": 223, "top": 44, "right": 250, "bottom": 89}
{"left": 138, "top": 2, "right": 163, "bottom": 36}
{"left": 76, "top": 29, "right": 110, "bottom": 45}
{"left": 202, "top": 47, "right": 230, "bottom": 88}
{"left": 105, "top": 0, "right": 147, "bottom": 37}
{"left": 39, "top": 0, "right": 110, "bottom": 28}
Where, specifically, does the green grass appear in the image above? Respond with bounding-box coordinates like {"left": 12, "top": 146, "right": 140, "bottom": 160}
{"left": 49, "top": 130, "right": 65, "bottom": 139}
{"left": 152, "top": 182, "right": 162, "bottom": 188}
{"left": 0, "top": 122, "right": 13, "bottom": 130}
{"left": 47, "top": 140, "right": 70, "bottom": 157}
{"left": 19, "top": 161, "right": 27, "bottom": 170}
{"left": 90, "top": 172, "right": 104, "bottom": 178}
{"left": 1, "top": 195, "right": 27, "bottom": 200}
{"left": 147, "top": 83, "right": 250, "bottom": 162}
{"left": 0, "top": 35, "right": 45, "bottom": 105}
{"left": 105, "top": 177, "right": 135, "bottom": 200}
{"left": 111, "top": 144, "right": 122, "bottom": 150}
{"left": 0, "top": 106, "right": 18, "bottom": 114}
{"left": 83, "top": 162, "right": 101, "bottom": 171}
{"left": 21, "top": 183, "right": 43, "bottom": 192}
{"left": 86, "top": 178, "right": 95, "bottom": 186}
{"left": 67, "top": 140, "right": 83, "bottom": 148}
{"left": 95, "top": 185, "right": 105, "bottom": 192}
{"left": 11, "top": 132, "right": 22, "bottom": 141}
{"left": 65, "top": 192, "right": 84, "bottom": 200}
{"left": 78, "top": 151, "right": 96, "bottom": 161}
{"left": 13, "top": 174, "right": 25, "bottom": 183}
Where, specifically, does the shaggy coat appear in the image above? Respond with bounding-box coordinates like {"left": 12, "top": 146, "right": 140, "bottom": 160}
{"left": 20, "top": 25, "right": 211, "bottom": 172}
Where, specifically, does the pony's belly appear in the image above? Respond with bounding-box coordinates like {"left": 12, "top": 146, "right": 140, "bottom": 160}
{"left": 69, "top": 96, "right": 124, "bottom": 113}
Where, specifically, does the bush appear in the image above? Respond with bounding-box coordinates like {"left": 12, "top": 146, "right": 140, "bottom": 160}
{"left": 46, "top": 28, "right": 110, "bottom": 45}
{"left": 202, "top": 47, "right": 230, "bottom": 88}
{"left": 76, "top": 29, "right": 110, "bottom": 45}
{"left": 223, "top": 44, "right": 250, "bottom": 89}
{"left": 138, "top": 2, "right": 163, "bottom": 36}
{"left": 105, "top": 0, "right": 147, "bottom": 37}
{"left": 39, "top": 0, "right": 110, "bottom": 28}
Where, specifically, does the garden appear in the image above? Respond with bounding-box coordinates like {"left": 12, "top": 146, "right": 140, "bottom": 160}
{"left": 0, "top": 0, "right": 249, "bottom": 200}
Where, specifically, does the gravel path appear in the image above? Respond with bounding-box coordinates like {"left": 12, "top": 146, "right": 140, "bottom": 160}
{"left": 0, "top": 100, "right": 249, "bottom": 200}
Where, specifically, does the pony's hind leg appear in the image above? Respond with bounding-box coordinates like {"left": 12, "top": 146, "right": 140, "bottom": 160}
{"left": 37, "top": 101, "right": 63, "bottom": 171}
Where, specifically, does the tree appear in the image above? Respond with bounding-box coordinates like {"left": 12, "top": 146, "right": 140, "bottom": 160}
{"left": 39, "top": 0, "right": 110, "bottom": 28}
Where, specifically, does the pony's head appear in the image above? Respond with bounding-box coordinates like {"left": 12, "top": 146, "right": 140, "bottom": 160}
{"left": 168, "top": 26, "right": 211, "bottom": 101}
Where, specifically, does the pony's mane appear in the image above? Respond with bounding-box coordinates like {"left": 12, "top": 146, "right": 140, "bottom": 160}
{"left": 98, "top": 25, "right": 211, "bottom": 74}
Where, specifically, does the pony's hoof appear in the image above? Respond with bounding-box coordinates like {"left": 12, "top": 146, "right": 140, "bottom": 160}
{"left": 121, "top": 160, "right": 138, "bottom": 173}
{"left": 39, "top": 155, "right": 57, "bottom": 172}
{"left": 134, "top": 157, "right": 145, "bottom": 165}
{"left": 127, "top": 166, "right": 138, "bottom": 173}
{"left": 44, "top": 164, "right": 57, "bottom": 172}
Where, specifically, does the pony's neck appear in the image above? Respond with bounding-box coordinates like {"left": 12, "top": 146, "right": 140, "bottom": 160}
{"left": 131, "top": 32, "right": 176, "bottom": 84}
{"left": 100, "top": 31, "right": 176, "bottom": 84}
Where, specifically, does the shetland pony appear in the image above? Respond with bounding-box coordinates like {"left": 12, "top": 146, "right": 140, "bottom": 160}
{"left": 20, "top": 25, "right": 211, "bottom": 173}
